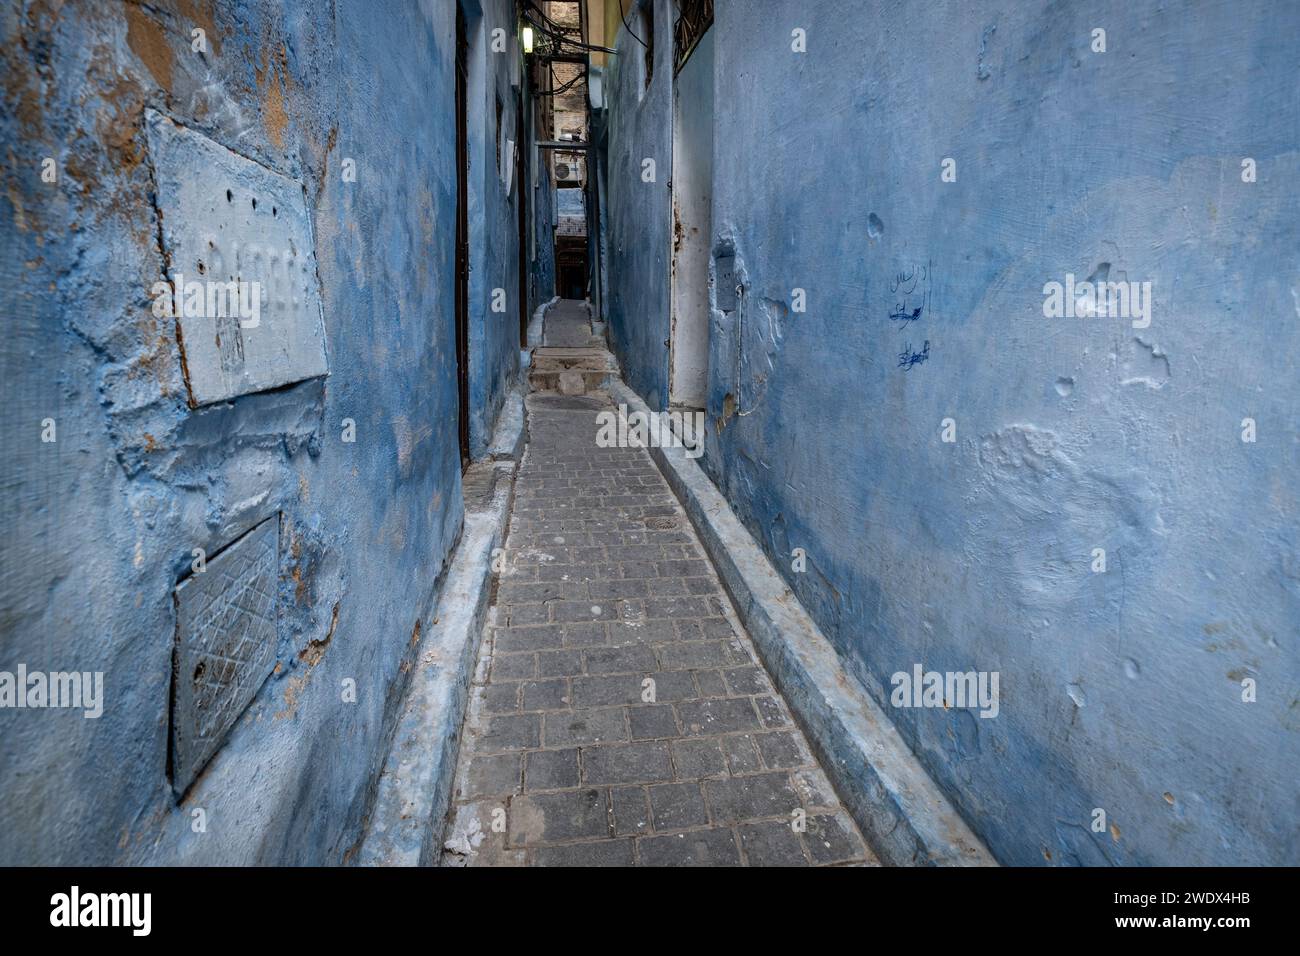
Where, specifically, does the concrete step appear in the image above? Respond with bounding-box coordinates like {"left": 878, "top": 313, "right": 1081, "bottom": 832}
{"left": 527, "top": 346, "right": 618, "bottom": 395}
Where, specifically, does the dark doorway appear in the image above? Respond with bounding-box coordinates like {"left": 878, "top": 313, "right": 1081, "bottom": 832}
{"left": 454, "top": 5, "right": 471, "bottom": 468}
{"left": 556, "top": 235, "right": 587, "bottom": 300}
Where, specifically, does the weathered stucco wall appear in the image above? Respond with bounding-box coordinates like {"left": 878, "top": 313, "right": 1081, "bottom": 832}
{"left": 693, "top": 0, "right": 1299, "bottom": 865}
{"left": 0, "top": 0, "right": 503, "bottom": 864}
{"left": 529, "top": 146, "right": 556, "bottom": 314}
{"left": 465, "top": 0, "right": 523, "bottom": 458}
{"left": 604, "top": 0, "right": 671, "bottom": 407}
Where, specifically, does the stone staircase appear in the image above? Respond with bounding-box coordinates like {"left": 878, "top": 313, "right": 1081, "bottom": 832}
{"left": 527, "top": 299, "right": 618, "bottom": 396}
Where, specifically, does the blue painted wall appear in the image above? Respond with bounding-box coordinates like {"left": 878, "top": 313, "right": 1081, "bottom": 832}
{"left": 529, "top": 140, "right": 557, "bottom": 314}
{"left": 465, "top": 0, "right": 525, "bottom": 458}
{"left": 605, "top": 0, "right": 1300, "bottom": 865}
{"left": 0, "top": 0, "right": 520, "bottom": 864}
{"left": 604, "top": 0, "right": 672, "bottom": 408}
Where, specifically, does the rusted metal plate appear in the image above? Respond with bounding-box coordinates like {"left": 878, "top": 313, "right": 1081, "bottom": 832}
{"left": 171, "top": 515, "right": 280, "bottom": 795}
{"left": 146, "top": 109, "right": 328, "bottom": 406}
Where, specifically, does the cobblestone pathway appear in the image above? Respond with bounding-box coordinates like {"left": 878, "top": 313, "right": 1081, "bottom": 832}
{"left": 442, "top": 361, "right": 877, "bottom": 866}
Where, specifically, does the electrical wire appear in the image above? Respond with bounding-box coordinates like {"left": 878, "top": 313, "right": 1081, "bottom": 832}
{"left": 618, "top": 0, "right": 649, "bottom": 51}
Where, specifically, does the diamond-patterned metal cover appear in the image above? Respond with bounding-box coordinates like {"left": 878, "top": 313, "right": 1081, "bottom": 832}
{"left": 171, "top": 515, "right": 279, "bottom": 795}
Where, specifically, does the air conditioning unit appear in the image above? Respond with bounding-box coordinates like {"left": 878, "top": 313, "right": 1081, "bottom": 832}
{"left": 555, "top": 162, "right": 576, "bottom": 181}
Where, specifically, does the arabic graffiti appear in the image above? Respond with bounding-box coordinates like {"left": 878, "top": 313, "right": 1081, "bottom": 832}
{"left": 898, "top": 340, "right": 931, "bottom": 370}
{"left": 888, "top": 260, "right": 933, "bottom": 369}
{"left": 889, "top": 260, "right": 932, "bottom": 325}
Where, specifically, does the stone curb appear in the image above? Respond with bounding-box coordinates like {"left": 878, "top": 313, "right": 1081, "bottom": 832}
{"left": 355, "top": 415, "right": 522, "bottom": 866}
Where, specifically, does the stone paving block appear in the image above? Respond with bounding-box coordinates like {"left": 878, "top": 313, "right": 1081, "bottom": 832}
{"left": 536, "top": 648, "right": 584, "bottom": 678}
{"left": 533, "top": 840, "right": 635, "bottom": 867}
{"left": 584, "top": 644, "right": 657, "bottom": 675}
{"left": 693, "top": 669, "right": 727, "bottom": 698}
{"left": 506, "top": 604, "right": 551, "bottom": 626}
{"left": 753, "top": 695, "right": 791, "bottom": 729}
{"left": 756, "top": 731, "right": 807, "bottom": 770}
{"left": 478, "top": 713, "right": 542, "bottom": 752}
{"left": 659, "top": 640, "right": 731, "bottom": 670}
{"left": 591, "top": 578, "right": 646, "bottom": 599}
{"left": 637, "top": 828, "right": 740, "bottom": 867}
{"left": 524, "top": 748, "right": 580, "bottom": 791}
{"left": 738, "top": 821, "right": 809, "bottom": 867}
{"left": 645, "top": 577, "right": 688, "bottom": 596}
{"left": 648, "top": 782, "right": 709, "bottom": 831}
{"left": 721, "top": 665, "right": 768, "bottom": 696}
{"left": 705, "top": 772, "right": 801, "bottom": 824}
{"left": 462, "top": 753, "right": 522, "bottom": 799}
{"left": 573, "top": 671, "right": 695, "bottom": 708}
{"left": 721, "top": 734, "right": 763, "bottom": 775}
{"left": 494, "top": 624, "right": 563, "bottom": 652}
{"left": 627, "top": 703, "right": 679, "bottom": 740}
{"left": 481, "top": 682, "right": 520, "bottom": 715}
{"left": 791, "top": 768, "right": 840, "bottom": 810}
{"left": 581, "top": 741, "right": 674, "bottom": 786}
{"left": 521, "top": 678, "right": 570, "bottom": 712}
{"left": 644, "top": 596, "right": 714, "bottom": 619}
{"left": 804, "top": 812, "right": 870, "bottom": 865}
{"left": 670, "top": 738, "right": 727, "bottom": 778}
{"left": 509, "top": 789, "right": 610, "bottom": 846}
{"left": 543, "top": 707, "right": 628, "bottom": 747}
{"left": 676, "top": 697, "right": 761, "bottom": 736}
{"left": 491, "top": 652, "right": 537, "bottom": 681}
{"left": 561, "top": 622, "right": 609, "bottom": 647}
{"left": 608, "top": 620, "right": 678, "bottom": 645}
{"left": 499, "top": 581, "right": 588, "bottom": 604}
{"left": 611, "top": 786, "right": 651, "bottom": 837}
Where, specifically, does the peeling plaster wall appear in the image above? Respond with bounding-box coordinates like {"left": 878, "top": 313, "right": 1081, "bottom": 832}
{"left": 694, "top": 1, "right": 1298, "bottom": 865}
{"left": 605, "top": 0, "right": 671, "bottom": 408}
{"left": 464, "top": 0, "right": 523, "bottom": 458}
{"left": 0, "top": 0, "right": 490, "bottom": 864}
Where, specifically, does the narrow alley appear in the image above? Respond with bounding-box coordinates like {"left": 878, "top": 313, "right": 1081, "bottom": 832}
{"left": 2, "top": 0, "right": 1298, "bottom": 899}
{"left": 443, "top": 301, "right": 874, "bottom": 866}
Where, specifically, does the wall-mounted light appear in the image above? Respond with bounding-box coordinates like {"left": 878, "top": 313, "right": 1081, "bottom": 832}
{"left": 522, "top": 26, "right": 534, "bottom": 53}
